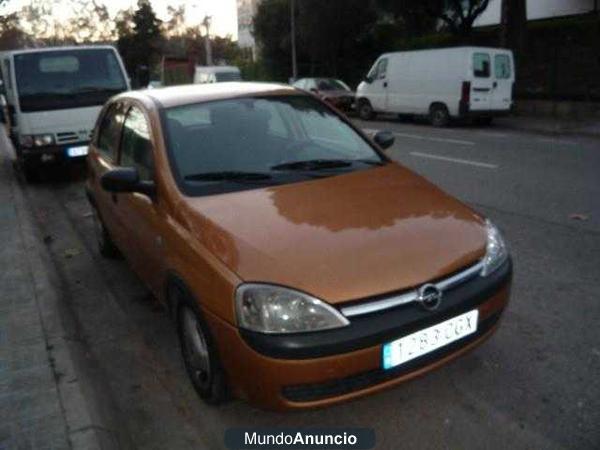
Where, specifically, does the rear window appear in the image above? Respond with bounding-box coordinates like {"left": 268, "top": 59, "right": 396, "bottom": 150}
{"left": 495, "top": 54, "right": 512, "bottom": 79}
{"left": 473, "top": 53, "right": 491, "bottom": 78}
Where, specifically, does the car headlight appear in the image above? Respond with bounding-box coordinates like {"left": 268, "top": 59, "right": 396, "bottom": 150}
{"left": 33, "top": 134, "right": 54, "bottom": 147}
{"left": 235, "top": 284, "right": 350, "bottom": 334}
{"left": 481, "top": 220, "right": 508, "bottom": 277}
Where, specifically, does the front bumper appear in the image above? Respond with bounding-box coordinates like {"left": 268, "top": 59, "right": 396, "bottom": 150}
{"left": 206, "top": 258, "right": 512, "bottom": 410}
{"left": 18, "top": 142, "right": 89, "bottom": 165}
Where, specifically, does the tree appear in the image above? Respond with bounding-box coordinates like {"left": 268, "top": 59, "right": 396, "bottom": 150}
{"left": 375, "top": 0, "right": 438, "bottom": 37}
{"left": 117, "top": 0, "right": 164, "bottom": 84}
{"left": 425, "top": 0, "right": 491, "bottom": 38}
{"left": 0, "top": 12, "right": 32, "bottom": 50}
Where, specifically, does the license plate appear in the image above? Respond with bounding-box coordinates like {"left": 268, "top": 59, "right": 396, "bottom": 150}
{"left": 66, "top": 146, "right": 88, "bottom": 157}
{"left": 382, "top": 310, "right": 478, "bottom": 370}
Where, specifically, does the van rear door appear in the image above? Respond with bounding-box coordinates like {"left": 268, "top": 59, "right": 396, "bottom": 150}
{"left": 470, "top": 51, "right": 493, "bottom": 112}
{"left": 490, "top": 51, "right": 514, "bottom": 112}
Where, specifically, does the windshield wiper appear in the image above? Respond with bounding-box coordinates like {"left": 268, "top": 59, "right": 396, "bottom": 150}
{"left": 270, "top": 158, "right": 383, "bottom": 171}
{"left": 184, "top": 171, "right": 273, "bottom": 182}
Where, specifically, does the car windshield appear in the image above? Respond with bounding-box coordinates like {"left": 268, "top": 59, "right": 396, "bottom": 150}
{"left": 14, "top": 48, "right": 128, "bottom": 113}
{"left": 163, "top": 95, "right": 383, "bottom": 196}
{"left": 317, "top": 79, "right": 350, "bottom": 91}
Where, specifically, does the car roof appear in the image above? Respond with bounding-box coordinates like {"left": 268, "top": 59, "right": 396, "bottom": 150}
{"left": 123, "top": 82, "right": 303, "bottom": 109}
{"left": 0, "top": 45, "right": 117, "bottom": 57}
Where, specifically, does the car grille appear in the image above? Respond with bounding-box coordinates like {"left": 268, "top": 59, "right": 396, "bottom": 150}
{"left": 281, "top": 311, "right": 501, "bottom": 403}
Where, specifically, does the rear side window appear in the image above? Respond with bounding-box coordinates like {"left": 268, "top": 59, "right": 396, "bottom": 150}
{"left": 120, "top": 107, "right": 154, "bottom": 181}
{"left": 96, "top": 103, "right": 125, "bottom": 161}
{"left": 495, "top": 54, "right": 511, "bottom": 79}
{"left": 473, "top": 53, "right": 490, "bottom": 78}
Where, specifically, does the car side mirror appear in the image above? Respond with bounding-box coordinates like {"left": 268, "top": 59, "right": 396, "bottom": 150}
{"left": 101, "top": 167, "right": 156, "bottom": 198}
{"left": 373, "top": 130, "right": 395, "bottom": 150}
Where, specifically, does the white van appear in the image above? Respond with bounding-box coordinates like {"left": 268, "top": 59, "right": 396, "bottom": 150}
{"left": 193, "top": 66, "right": 242, "bottom": 84}
{"left": 0, "top": 46, "right": 129, "bottom": 180}
{"left": 356, "top": 47, "right": 514, "bottom": 126}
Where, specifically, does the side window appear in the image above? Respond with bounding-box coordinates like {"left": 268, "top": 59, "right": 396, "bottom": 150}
{"left": 473, "top": 53, "right": 491, "bottom": 78}
{"left": 494, "top": 54, "right": 511, "bottom": 79}
{"left": 96, "top": 103, "right": 125, "bottom": 161}
{"left": 378, "top": 59, "right": 388, "bottom": 79}
{"left": 120, "top": 107, "right": 154, "bottom": 181}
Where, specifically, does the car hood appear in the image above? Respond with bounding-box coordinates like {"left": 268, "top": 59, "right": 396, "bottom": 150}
{"left": 18, "top": 106, "right": 102, "bottom": 136}
{"left": 183, "top": 164, "right": 487, "bottom": 304}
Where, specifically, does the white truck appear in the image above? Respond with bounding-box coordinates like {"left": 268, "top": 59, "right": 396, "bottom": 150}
{"left": 193, "top": 66, "right": 242, "bottom": 84}
{"left": 0, "top": 45, "right": 130, "bottom": 180}
{"left": 356, "top": 46, "right": 514, "bottom": 126}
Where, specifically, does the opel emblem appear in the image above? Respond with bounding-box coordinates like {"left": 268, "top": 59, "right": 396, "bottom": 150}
{"left": 417, "top": 283, "right": 443, "bottom": 311}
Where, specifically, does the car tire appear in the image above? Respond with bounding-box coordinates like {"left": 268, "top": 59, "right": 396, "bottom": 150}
{"left": 358, "top": 100, "right": 375, "bottom": 120}
{"left": 429, "top": 104, "right": 450, "bottom": 127}
{"left": 174, "top": 286, "right": 228, "bottom": 405}
{"left": 91, "top": 207, "right": 121, "bottom": 259}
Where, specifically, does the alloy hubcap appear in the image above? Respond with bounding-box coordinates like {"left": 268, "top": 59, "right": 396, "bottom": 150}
{"left": 182, "top": 307, "right": 211, "bottom": 387}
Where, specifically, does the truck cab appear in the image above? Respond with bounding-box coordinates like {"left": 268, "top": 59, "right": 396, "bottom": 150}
{"left": 0, "top": 46, "right": 130, "bottom": 180}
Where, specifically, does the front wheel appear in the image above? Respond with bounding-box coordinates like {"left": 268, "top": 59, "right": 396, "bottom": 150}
{"left": 177, "top": 297, "right": 228, "bottom": 404}
{"left": 358, "top": 100, "right": 375, "bottom": 120}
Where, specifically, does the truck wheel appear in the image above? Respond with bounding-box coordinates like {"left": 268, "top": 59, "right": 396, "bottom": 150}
{"left": 174, "top": 287, "right": 228, "bottom": 405}
{"left": 429, "top": 104, "right": 450, "bottom": 127}
{"left": 91, "top": 207, "right": 121, "bottom": 258}
{"left": 22, "top": 161, "right": 40, "bottom": 183}
{"left": 358, "top": 100, "right": 375, "bottom": 120}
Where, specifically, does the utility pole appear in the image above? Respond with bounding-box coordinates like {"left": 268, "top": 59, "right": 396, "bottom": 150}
{"left": 290, "top": 0, "right": 298, "bottom": 81}
{"left": 202, "top": 15, "right": 213, "bottom": 66}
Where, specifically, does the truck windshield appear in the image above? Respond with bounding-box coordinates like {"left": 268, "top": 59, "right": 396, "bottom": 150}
{"left": 14, "top": 48, "right": 128, "bottom": 113}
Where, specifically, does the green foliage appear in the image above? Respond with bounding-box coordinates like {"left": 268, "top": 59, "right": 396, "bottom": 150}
{"left": 117, "top": 0, "right": 165, "bottom": 84}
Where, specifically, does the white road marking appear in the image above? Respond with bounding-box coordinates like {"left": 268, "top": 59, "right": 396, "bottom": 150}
{"left": 536, "top": 137, "right": 577, "bottom": 146}
{"left": 410, "top": 151, "right": 498, "bottom": 169}
{"left": 393, "top": 132, "right": 476, "bottom": 146}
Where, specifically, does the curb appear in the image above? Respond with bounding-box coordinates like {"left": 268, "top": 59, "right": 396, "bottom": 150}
{"left": 495, "top": 118, "right": 600, "bottom": 139}
{"left": 4, "top": 141, "right": 127, "bottom": 449}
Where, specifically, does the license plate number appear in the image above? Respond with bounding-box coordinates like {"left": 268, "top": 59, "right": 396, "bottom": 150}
{"left": 67, "top": 146, "right": 88, "bottom": 157}
{"left": 382, "top": 310, "right": 478, "bottom": 370}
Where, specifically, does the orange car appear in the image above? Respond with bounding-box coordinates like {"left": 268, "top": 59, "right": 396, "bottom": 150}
{"left": 86, "top": 82, "right": 512, "bottom": 410}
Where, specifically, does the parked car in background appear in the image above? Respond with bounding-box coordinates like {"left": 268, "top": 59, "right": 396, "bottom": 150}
{"left": 0, "top": 46, "right": 130, "bottom": 181}
{"left": 356, "top": 47, "right": 514, "bottom": 126}
{"left": 194, "top": 66, "right": 242, "bottom": 84}
{"left": 86, "top": 82, "right": 512, "bottom": 410}
{"left": 293, "top": 77, "right": 355, "bottom": 112}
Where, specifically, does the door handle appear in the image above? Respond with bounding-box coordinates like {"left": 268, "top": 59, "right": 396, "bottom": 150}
{"left": 383, "top": 81, "right": 388, "bottom": 88}
{"left": 493, "top": 81, "right": 498, "bottom": 88}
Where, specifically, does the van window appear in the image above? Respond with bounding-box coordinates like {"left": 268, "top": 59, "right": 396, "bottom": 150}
{"left": 473, "top": 53, "right": 490, "bottom": 78}
{"left": 494, "top": 54, "right": 511, "bottom": 79}
{"left": 376, "top": 58, "right": 388, "bottom": 79}
{"left": 97, "top": 103, "right": 126, "bottom": 161}
{"left": 120, "top": 107, "right": 154, "bottom": 181}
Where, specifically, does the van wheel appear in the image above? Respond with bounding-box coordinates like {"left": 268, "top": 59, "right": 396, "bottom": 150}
{"left": 91, "top": 207, "right": 121, "bottom": 258}
{"left": 174, "top": 288, "right": 228, "bottom": 404}
{"left": 429, "top": 104, "right": 450, "bottom": 127}
{"left": 358, "top": 100, "right": 375, "bottom": 120}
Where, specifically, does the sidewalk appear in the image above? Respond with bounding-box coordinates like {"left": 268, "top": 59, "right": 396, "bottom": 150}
{"left": 0, "top": 134, "right": 120, "bottom": 449}
{"left": 495, "top": 115, "right": 600, "bottom": 138}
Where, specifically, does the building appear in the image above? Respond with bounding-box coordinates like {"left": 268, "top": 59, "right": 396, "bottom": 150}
{"left": 237, "top": 0, "right": 261, "bottom": 61}
{"left": 474, "top": 0, "right": 597, "bottom": 26}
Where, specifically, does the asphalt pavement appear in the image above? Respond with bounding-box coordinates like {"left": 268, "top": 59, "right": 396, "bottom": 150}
{"left": 2, "top": 119, "right": 599, "bottom": 450}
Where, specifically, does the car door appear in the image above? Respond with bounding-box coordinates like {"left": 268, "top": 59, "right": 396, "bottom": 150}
{"left": 88, "top": 102, "right": 127, "bottom": 242}
{"left": 114, "top": 104, "right": 165, "bottom": 295}
{"left": 365, "top": 57, "right": 389, "bottom": 112}
{"left": 470, "top": 51, "right": 493, "bottom": 111}
{"left": 490, "top": 52, "right": 514, "bottom": 112}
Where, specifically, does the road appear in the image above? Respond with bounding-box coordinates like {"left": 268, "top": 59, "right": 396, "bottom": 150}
{"left": 5, "top": 119, "right": 600, "bottom": 450}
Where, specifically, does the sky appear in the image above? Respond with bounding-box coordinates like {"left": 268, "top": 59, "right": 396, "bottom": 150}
{"left": 1, "top": 0, "right": 239, "bottom": 39}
